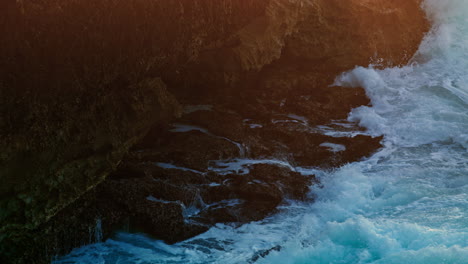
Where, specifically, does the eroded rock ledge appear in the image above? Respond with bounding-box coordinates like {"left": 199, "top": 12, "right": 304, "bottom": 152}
{"left": 0, "top": 0, "right": 428, "bottom": 263}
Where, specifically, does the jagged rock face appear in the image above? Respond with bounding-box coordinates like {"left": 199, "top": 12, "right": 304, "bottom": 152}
{"left": 0, "top": 77, "right": 182, "bottom": 261}
{"left": 287, "top": 0, "right": 429, "bottom": 70}
{"left": 0, "top": 0, "right": 429, "bottom": 263}
{"left": 177, "top": 0, "right": 429, "bottom": 101}
{"left": 235, "top": 0, "right": 429, "bottom": 110}
{"left": 0, "top": 0, "right": 270, "bottom": 258}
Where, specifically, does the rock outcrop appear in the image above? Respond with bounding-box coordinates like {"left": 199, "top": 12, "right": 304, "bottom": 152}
{"left": 0, "top": 0, "right": 429, "bottom": 263}
{"left": 1, "top": 1, "right": 271, "bottom": 261}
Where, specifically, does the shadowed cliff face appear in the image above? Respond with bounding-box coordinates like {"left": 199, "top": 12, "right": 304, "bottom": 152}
{"left": 0, "top": 0, "right": 429, "bottom": 263}
{"left": 0, "top": 0, "right": 270, "bottom": 245}
{"left": 288, "top": 0, "right": 428, "bottom": 69}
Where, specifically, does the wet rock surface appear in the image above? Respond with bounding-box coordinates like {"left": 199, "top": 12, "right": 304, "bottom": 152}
{"left": 72, "top": 97, "right": 383, "bottom": 246}
{"left": 20, "top": 94, "right": 384, "bottom": 263}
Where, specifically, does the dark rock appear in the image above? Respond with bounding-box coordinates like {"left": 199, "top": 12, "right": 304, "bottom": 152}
{"left": 0, "top": 0, "right": 429, "bottom": 262}
{"left": 132, "top": 130, "right": 241, "bottom": 171}
{"left": 250, "top": 245, "right": 282, "bottom": 263}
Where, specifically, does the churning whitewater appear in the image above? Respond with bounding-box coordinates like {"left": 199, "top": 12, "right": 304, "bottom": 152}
{"left": 56, "top": 1, "right": 468, "bottom": 263}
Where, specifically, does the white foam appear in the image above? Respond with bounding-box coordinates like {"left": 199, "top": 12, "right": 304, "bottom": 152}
{"left": 249, "top": 124, "right": 263, "bottom": 129}
{"left": 145, "top": 196, "right": 176, "bottom": 204}
{"left": 319, "top": 142, "right": 346, "bottom": 153}
{"left": 155, "top": 162, "right": 204, "bottom": 174}
{"left": 169, "top": 124, "right": 209, "bottom": 134}
{"left": 208, "top": 158, "right": 295, "bottom": 175}
{"left": 287, "top": 114, "right": 309, "bottom": 124}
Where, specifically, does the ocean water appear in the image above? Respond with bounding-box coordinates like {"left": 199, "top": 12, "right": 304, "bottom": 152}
{"left": 55, "top": 1, "right": 468, "bottom": 263}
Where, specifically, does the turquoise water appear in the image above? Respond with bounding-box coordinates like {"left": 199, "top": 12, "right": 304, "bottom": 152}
{"left": 56, "top": 1, "right": 468, "bottom": 263}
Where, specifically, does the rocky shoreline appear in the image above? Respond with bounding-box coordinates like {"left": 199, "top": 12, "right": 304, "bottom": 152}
{"left": 23, "top": 96, "right": 384, "bottom": 263}
{"left": 0, "top": 0, "right": 429, "bottom": 263}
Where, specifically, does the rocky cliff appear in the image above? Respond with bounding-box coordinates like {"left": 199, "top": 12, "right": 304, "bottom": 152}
{"left": 0, "top": 0, "right": 429, "bottom": 263}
